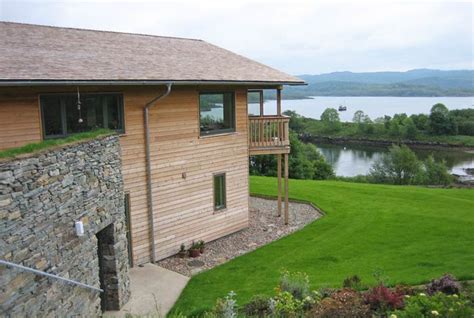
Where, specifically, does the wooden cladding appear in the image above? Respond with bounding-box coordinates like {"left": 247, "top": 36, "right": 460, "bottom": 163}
{"left": 248, "top": 115, "right": 290, "bottom": 154}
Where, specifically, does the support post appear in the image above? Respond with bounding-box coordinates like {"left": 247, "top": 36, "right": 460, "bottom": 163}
{"left": 277, "top": 154, "right": 282, "bottom": 217}
{"left": 277, "top": 88, "right": 282, "bottom": 116}
{"left": 284, "top": 153, "right": 289, "bottom": 225}
{"left": 259, "top": 90, "right": 264, "bottom": 116}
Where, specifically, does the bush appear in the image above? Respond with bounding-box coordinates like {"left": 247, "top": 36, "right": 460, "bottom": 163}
{"left": 243, "top": 295, "right": 272, "bottom": 317}
{"left": 391, "top": 292, "right": 473, "bottom": 318}
{"left": 308, "top": 288, "right": 370, "bottom": 318}
{"left": 342, "top": 275, "right": 363, "bottom": 290}
{"left": 420, "top": 156, "right": 453, "bottom": 186}
{"left": 212, "top": 291, "right": 238, "bottom": 318}
{"left": 369, "top": 144, "right": 421, "bottom": 185}
{"left": 270, "top": 291, "right": 305, "bottom": 317}
{"left": 364, "top": 284, "right": 405, "bottom": 313}
{"left": 426, "top": 274, "right": 461, "bottom": 296}
{"left": 279, "top": 270, "right": 311, "bottom": 300}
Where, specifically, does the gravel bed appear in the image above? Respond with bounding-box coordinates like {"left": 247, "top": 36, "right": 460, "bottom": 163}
{"left": 156, "top": 196, "right": 322, "bottom": 277}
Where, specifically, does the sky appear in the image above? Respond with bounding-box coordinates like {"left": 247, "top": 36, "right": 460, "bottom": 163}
{"left": 1, "top": 0, "right": 472, "bottom": 75}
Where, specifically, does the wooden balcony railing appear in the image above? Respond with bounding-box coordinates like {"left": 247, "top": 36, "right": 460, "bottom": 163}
{"left": 249, "top": 115, "right": 290, "bottom": 155}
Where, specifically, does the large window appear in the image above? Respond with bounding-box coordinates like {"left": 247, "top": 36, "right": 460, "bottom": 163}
{"left": 213, "top": 173, "right": 226, "bottom": 211}
{"left": 199, "top": 92, "right": 235, "bottom": 135}
{"left": 40, "top": 93, "right": 124, "bottom": 138}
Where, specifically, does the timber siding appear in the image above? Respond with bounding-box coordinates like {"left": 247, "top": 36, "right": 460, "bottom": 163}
{"left": 0, "top": 86, "right": 250, "bottom": 264}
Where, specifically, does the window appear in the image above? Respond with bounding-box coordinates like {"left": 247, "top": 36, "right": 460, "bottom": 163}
{"left": 40, "top": 93, "right": 124, "bottom": 138}
{"left": 213, "top": 173, "right": 226, "bottom": 211}
{"left": 199, "top": 92, "right": 235, "bottom": 135}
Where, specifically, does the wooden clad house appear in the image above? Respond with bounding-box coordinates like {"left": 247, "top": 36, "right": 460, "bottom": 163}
{"left": 0, "top": 22, "right": 305, "bottom": 265}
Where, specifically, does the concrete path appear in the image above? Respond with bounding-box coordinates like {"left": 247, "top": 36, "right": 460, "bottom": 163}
{"left": 104, "top": 263, "right": 189, "bottom": 317}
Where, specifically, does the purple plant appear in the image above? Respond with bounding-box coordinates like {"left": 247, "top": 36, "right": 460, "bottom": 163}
{"left": 426, "top": 273, "right": 461, "bottom": 295}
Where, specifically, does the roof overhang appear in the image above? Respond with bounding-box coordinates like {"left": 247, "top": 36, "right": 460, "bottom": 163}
{"left": 0, "top": 79, "right": 307, "bottom": 87}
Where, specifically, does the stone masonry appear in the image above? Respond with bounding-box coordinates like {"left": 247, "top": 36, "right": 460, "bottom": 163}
{"left": 0, "top": 135, "right": 130, "bottom": 317}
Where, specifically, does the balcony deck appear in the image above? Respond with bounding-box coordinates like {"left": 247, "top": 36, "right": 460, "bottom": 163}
{"left": 248, "top": 115, "right": 290, "bottom": 155}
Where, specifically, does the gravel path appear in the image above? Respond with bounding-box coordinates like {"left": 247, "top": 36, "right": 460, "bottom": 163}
{"left": 157, "top": 196, "right": 323, "bottom": 277}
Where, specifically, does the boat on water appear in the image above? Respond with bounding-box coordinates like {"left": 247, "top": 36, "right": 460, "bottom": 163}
{"left": 338, "top": 105, "right": 347, "bottom": 111}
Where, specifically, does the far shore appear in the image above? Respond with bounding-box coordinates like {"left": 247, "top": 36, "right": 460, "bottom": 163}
{"left": 300, "top": 134, "right": 474, "bottom": 151}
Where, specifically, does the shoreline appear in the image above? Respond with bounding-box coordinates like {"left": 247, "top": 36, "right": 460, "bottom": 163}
{"left": 300, "top": 134, "right": 474, "bottom": 151}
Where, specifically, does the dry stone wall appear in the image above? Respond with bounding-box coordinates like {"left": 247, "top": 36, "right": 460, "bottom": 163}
{"left": 0, "top": 135, "right": 130, "bottom": 317}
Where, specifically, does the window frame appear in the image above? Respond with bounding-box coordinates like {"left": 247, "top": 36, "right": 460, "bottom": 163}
{"left": 213, "top": 172, "right": 227, "bottom": 211}
{"left": 199, "top": 91, "right": 236, "bottom": 136}
{"left": 40, "top": 92, "right": 125, "bottom": 139}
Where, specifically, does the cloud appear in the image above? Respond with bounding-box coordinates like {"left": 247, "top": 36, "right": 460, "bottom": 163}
{"left": 1, "top": 0, "right": 472, "bottom": 74}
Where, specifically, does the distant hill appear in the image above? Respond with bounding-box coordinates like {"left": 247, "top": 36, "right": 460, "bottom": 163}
{"left": 282, "top": 69, "right": 474, "bottom": 98}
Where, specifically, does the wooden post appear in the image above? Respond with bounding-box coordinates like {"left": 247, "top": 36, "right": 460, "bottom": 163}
{"left": 277, "top": 154, "right": 282, "bottom": 217}
{"left": 277, "top": 88, "right": 282, "bottom": 116}
{"left": 259, "top": 90, "right": 264, "bottom": 117}
{"left": 284, "top": 153, "right": 289, "bottom": 225}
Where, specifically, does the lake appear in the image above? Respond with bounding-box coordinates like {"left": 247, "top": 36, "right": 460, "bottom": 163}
{"left": 249, "top": 96, "right": 473, "bottom": 121}
{"left": 315, "top": 142, "right": 474, "bottom": 180}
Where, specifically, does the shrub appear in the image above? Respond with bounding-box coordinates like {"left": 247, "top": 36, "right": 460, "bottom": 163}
{"left": 279, "top": 270, "right": 311, "bottom": 300}
{"left": 426, "top": 274, "right": 461, "bottom": 296}
{"left": 243, "top": 295, "right": 272, "bottom": 317}
{"left": 342, "top": 275, "right": 363, "bottom": 290}
{"left": 364, "top": 284, "right": 404, "bottom": 313}
{"left": 391, "top": 292, "right": 473, "bottom": 318}
{"left": 212, "top": 291, "right": 238, "bottom": 318}
{"left": 308, "top": 288, "right": 370, "bottom": 318}
{"left": 270, "top": 291, "right": 305, "bottom": 317}
{"left": 369, "top": 144, "right": 421, "bottom": 185}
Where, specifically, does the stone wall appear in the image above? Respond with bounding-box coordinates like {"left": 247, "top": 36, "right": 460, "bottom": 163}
{"left": 0, "top": 135, "right": 130, "bottom": 317}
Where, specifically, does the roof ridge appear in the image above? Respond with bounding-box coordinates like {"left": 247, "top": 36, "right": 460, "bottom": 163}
{"left": 0, "top": 20, "right": 203, "bottom": 42}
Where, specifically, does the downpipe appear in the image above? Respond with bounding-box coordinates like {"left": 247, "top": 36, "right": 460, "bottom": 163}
{"left": 144, "top": 83, "right": 172, "bottom": 263}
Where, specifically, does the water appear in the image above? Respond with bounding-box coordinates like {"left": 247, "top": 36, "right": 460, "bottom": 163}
{"left": 249, "top": 96, "right": 473, "bottom": 121}
{"left": 315, "top": 143, "right": 474, "bottom": 179}
{"left": 248, "top": 96, "right": 474, "bottom": 179}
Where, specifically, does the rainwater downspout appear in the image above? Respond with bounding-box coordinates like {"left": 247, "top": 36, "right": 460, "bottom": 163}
{"left": 144, "top": 83, "right": 172, "bottom": 263}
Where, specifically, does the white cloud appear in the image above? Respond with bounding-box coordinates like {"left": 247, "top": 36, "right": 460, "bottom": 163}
{"left": 1, "top": 0, "right": 472, "bottom": 74}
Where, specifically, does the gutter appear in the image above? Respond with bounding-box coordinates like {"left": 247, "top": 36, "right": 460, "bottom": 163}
{"left": 144, "top": 83, "right": 173, "bottom": 263}
{"left": 0, "top": 80, "right": 306, "bottom": 86}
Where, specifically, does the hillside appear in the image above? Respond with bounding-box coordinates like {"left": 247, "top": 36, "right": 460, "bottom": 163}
{"left": 280, "top": 69, "right": 474, "bottom": 98}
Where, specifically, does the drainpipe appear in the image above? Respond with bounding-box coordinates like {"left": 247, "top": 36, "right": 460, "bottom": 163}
{"left": 144, "top": 83, "right": 172, "bottom": 263}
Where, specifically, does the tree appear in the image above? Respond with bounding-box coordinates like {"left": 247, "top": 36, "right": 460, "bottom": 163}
{"left": 320, "top": 108, "right": 341, "bottom": 132}
{"left": 410, "top": 114, "right": 429, "bottom": 131}
{"left": 429, "top": 103, "right": 458, "bottom": 135}
{"left": 420, "top": 155, "right": 452, "bottom": 185}
{"left": 402, "top": 117, "right": 418, "bottom": 139}
{"left": 353, "top": 110, "right": 366, "bottom": 124}
{"left": 283, "top": 110, "right": 305, "bottom": 133}
{"left": 369, "top": 145, "right": 421, "bottom": 185}
{"left": 250, "top": 132, "right": 334, "bottom": 180}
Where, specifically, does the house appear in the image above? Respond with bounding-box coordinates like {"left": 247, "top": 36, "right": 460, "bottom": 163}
{"left": 0, "top": 22, "right": 305, "bottom": 268}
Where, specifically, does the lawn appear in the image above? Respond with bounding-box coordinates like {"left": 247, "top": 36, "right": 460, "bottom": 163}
{"left": 172, "top": 176, "right": 474, "bottom": 316}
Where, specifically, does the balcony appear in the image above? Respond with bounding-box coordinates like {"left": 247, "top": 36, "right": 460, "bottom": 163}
{"left": 249, "top": 115, "right": 290, "bottom": 155}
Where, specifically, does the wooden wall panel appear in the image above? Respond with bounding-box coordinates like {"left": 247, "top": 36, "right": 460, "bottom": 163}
{"left": 0, "top": 85, "right": 251, "bottom": 265}
{"left": 120, "top": 86, "right": 250, "bottom": 264}
{"left": 0, "top": 94, "right": 41, "bottom": 150}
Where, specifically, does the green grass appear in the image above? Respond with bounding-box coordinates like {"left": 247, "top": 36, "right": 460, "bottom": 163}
{"left": 0, "top": 129, "right": 114, "bottom": 159}
{"left": 172, "top": 176, "right": 474, "bottom": 316}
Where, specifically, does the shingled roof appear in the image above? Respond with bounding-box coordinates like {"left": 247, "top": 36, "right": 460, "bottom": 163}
{"left": 0, "top": 22, "right": 304, "bottom": 85}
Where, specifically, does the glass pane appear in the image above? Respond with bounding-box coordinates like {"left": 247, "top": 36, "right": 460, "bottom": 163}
{"left": 67, "top": 94, "right": 109, "bottom": 134}
{"left": 200, "top": 93, "right": 234, "bottom": 134}
{"left": 247, "top": 91, "right": 261, "bottom": 116}
{"left": 105, "top": 95, "right": 122, "bottom": 130}
{"left": 214, "top": 175, "right": 226, "bottom": 209}
{"left": 42, "top": 96, "right": 63, "bottom": 136}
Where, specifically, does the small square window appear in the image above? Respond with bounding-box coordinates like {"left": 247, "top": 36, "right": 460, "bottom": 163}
{"left": 213, "top": 173, "right": 226, "bottom": 211}
{"left": 200, "top": 92, "right": 235, "bottom": 135}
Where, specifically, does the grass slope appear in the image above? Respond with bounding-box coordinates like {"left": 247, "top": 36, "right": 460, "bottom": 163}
{"left": 172, "top": 177, "right": 474, "bottom": 316}
{"left": 0, "top": 129, "right": 113, "bottom": 159}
